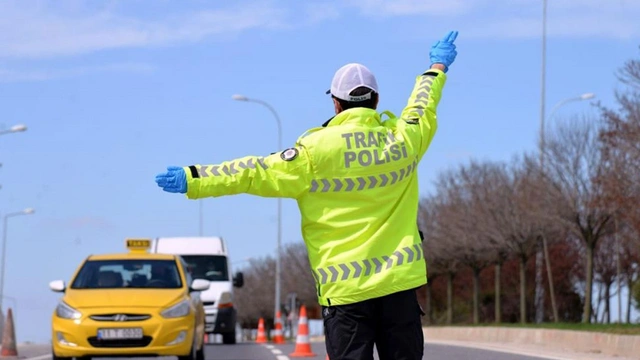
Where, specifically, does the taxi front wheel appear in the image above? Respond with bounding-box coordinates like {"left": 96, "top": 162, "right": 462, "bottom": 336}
{"left": 52, "top": 350, "right": 70, "bottom": 360}
{"left": 178, "top": 336, "right": 204, "bottom": 360}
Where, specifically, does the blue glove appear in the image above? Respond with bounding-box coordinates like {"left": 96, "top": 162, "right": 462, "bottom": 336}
{"left": 155, "top": 166, "right": 187, "bottom": 194}
{"left": 429, "top": 30, "right": 459, "bottom": 73}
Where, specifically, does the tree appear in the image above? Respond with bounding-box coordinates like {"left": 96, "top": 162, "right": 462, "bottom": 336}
{"left": 598, "top": 47, "right": 640, "bottom": 245}
{"left": 633, "top": 279, "right": 640, "bottom": 313}
{"left": 455, "top": 160, "right": 510, "bottom": 324}
{"left": 419, "top": 196, "right": 446, "bottom": 325}
{"left": 235, "top": 256, "right": 277, "bottom": 328}
{"left": 593, "top": 233, "right": 621, "bottom": 323}
{"left": 495, "top": 155, "right": 551, "bottom": 324}
{"left": 543, "top": 116, "right": 614, "bottom": 323}
{"left": 419, "top": 187, "right": 462, "bottom": 325}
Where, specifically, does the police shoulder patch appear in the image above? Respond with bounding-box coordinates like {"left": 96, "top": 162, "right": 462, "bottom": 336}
{"left": 281, "top": 147, "right": 299, "bottom": 161}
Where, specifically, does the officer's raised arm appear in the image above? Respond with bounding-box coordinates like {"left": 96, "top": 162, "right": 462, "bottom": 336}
{"left": 155, "top": 145, "right": 313, "bottom": 200}
{"left": 397, "top": 30, "right": 458, "bottom": 159}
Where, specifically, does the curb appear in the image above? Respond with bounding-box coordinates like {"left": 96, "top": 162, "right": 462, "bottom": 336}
{"left": 422, "top": 326, "right": 640, "bottom": 359}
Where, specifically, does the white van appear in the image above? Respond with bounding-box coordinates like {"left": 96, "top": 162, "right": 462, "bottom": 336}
{"left": 151, "top": 237, "right": 244, "bottom": 344}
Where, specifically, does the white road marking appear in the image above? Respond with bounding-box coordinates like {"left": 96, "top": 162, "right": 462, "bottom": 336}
{"left": 25, "top": 355, "right": 52, "bottom": 360}
{"left": 425, "top": 340, "right": 574, "bottom": 360}
{"left": 261, "top": 344, "right": 290, "bottom": 360}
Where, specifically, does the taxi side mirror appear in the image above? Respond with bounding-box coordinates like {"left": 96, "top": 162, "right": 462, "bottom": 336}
{"left": 233, "top": 272, "right": 244, "bottom": 288}
{"left": 190, "top": 279, "right": 210, "bottom": 292}
{"left": 49, "top": 280, "right": 66, "bottom": 293}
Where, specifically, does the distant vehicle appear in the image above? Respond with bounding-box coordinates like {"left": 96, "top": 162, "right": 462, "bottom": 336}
{"left": 49, "top": 239, "right": 210, "bottom": 360}
{"left": 151, "top": 236, "right": 244, "bottom": 345}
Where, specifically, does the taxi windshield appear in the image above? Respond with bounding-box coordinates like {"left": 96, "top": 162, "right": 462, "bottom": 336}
{"left": 181, "top": 255, "right": 229, "bottom": 282}
{"left": 70, "top": 259, "right": 183, "bottom": 289}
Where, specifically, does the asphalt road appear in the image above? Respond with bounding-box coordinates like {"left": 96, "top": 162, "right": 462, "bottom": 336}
{"left": 16, "top": 342, "right": 564, "bottom": 360}
{"left": 189, "top": 342, "right": 558, "bottom": 360}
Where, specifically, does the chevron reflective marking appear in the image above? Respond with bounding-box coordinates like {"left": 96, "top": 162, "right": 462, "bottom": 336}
{"left": 390, "top": 171, "right": 399, "bottom": 185}
{"left": 315, "top": 244, "right": 425, "bottom": 284}
{"left": 328, "top": 265, "right": 339, "bottom": 282}
{"left": 256, "top": 158, "right": 269, "bottom": 169}
{"left": 368, "top": 175, "right": 378, "bottom": 188}
{"left": 310, "top": 180, "right": 319, "bottom": 192}
{"left": 317, "top": 268, "right": 329, "bottom": 284}
{"left": 372, "top": 258, "right": 383, "bottom": 274}
{"left": 211, "top": 166, "right": 221, "bottom": 176}
{"left": 351, "top": 261, "right": 362, "bottom": 278}
{"left": 381, "top": 256, "right": 390, "bottom": 270}
{"left": 363, "top": 259, "right": 372, "bottom": 276}
{"left": 333, "top": 179, "right": 343, "bottom": 191}
{"left": 379, "top": 174, "right": 389, "bottom": 187}
{"left": 339, "top": 264, "right": 350, "bottom": 280}
{"left": 308, "top": 157, "right": 419, "bottom": 193}
{"left": 357, "top": 177, "right": 366, "bottom": 190}
{"left": 236, "top": 157, "right": 269, "bottom": 170}
{"left": 321, "top": 179, "right": 331, "bottom": 192}
{"left": 404, "top": 246, "right": 415, "bottom": 263}
{"left": 221, "top": 165, "right": 230, "bottom": 176}
{"left": 344, "top": 178, "right": 355, "bottom": 191}
{"left": 413, "top": 244, "right": 423, "bottom": 260}
{"left": 229, "top": 162, "right": 239, "bottom": 174}
{"left": 199, "top": 165, "right": 210, "bottom": 178}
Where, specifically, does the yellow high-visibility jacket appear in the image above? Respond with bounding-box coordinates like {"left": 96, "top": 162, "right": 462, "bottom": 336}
{"left": 182, "top": 68, "right": 446, "bottom": 306}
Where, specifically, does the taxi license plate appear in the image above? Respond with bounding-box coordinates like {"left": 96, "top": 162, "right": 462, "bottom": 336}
{"left": 97, "top": 328, "right": 143, "bottom": 340}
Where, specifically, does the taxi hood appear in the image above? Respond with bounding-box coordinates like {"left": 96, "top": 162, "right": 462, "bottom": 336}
{"left": 63, "top": 289, "right": 186, "bottom": 309}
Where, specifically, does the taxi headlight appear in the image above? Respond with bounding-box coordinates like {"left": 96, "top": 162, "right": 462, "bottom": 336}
{"left": 161, "top": 299, "right": 190, "bottom": 318}
{"left": 56, "top": 301, "right": 81, "bottom": 320}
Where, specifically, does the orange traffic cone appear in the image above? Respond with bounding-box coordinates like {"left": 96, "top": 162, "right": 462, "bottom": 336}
{"left": 1, "top": 308, "right": 17, "bottom": 357}
{"left": 272, "top": 311, "right": 285, "bottom": 344}
{"left": 255, "top": 318, "right": 267, "bottom": 343}
{"left": 289, "top": 305, "right": 316, "bottom": 357}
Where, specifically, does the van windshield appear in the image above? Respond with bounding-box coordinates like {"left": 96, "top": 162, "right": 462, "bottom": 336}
{"left": 181, "top": 255, "right": 229, "bottom": 282}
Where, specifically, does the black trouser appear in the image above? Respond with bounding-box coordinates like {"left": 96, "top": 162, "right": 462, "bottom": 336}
{"left": 322, "top": 288, "right": 425, "bottom": 360}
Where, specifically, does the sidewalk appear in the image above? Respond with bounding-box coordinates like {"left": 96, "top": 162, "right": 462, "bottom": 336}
{"left": 310, "top": 332, "right": 640, "bottom": 359}
{"left": 424, "top": 339, "right": 640, "bottom": 360}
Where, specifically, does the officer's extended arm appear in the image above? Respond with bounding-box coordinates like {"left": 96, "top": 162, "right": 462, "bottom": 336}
{"left": 181, "top": 146, "right": 312, "bottom": 200}
{"left": 398, "top": 67, "right": 447, "bottom": 157}
{"left": 397, "top": 30, "right": 458, "bottom": 159}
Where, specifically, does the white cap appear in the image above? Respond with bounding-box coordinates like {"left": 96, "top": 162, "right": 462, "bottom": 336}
{"left": 326, "top": 63, "right": 379, "bottom": 102}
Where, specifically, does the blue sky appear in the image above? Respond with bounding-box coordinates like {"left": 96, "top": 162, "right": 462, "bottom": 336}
{"left": 0, "top": 0, "right": 639, "bottom": 342}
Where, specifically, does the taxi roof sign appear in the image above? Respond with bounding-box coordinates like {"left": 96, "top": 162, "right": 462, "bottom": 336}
{"left": 126, "top": 239, "right": 151, "bottom": 252}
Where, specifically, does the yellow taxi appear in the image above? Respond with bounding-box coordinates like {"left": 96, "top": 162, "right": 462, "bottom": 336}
{"left": 49, "top": 239, "right": 210, "bottom": 360}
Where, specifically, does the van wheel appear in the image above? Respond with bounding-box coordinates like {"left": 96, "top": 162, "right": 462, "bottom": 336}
{"left": 222, "top": 332, "right": 236, "bottom": 344}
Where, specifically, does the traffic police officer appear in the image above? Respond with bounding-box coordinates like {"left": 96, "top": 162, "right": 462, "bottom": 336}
{"left": 155, "top": 30, "right": 459, "bottom": 360}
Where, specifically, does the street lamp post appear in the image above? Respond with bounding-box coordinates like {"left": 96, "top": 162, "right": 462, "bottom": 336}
{"left": 232, "top": 94, "right": 283, "bottom": 321}
{"left": 537, "top": 92, "right": 595, "bottom": 324}
{"left": 0, "top": 208, "right": 35, "bottom": 312}
{"left": 0, "top": 124, "right": 27, "bottom": 136}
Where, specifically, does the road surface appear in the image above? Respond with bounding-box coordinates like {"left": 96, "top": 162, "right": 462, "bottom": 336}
{"left": 16, "top": 342, "right": 580, "bottom": 360}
